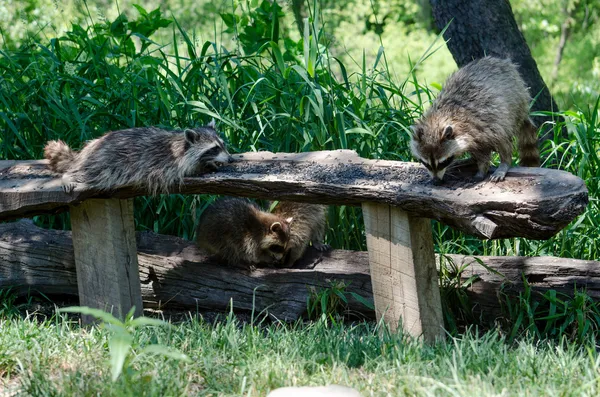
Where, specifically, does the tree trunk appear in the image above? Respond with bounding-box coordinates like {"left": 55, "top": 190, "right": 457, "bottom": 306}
{"left": 290, "top": 0, "right": 306, "bottom": 38}
{"left": 429, "top": 0, "right": 562, "bottom": 141}
{"left": 552, "top": 8, "right": 572, "bottom": 82}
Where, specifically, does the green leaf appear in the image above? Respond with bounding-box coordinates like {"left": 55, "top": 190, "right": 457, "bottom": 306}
{"left": 320, "top": 293, "right": 328, "bottom": 315}
{"left": 128, "top": 316, "right": 171, "bottom": 329}
{"left": 269, "top": 42, "right": 286, "bottom": 76}
{"left": 349, "top": 292, "right": 375, "bottom": 310}
{"left": 220, "top": 13, "right": 237, "bottom": 29}
{"left": 109, "top": 329, "right": 133, "bottom": 381}
{"left": 110, "top": 14, "right": 129, "bottom": 37}
{"left": 139, "top": 345, "right": 191, "bottom": 362}
{"left": 58, "top": 306, "right": 124, "bottom": 327}
{"left": 132, "top": 4, "right": 148, "bottom": 17}
{"left": 345, "top": 127, "right": 374, "bottom": 136}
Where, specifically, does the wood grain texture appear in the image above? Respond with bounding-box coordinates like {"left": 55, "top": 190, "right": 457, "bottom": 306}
{"left": 1, "top": 221, "right": 599, "bottom": 321}
{"left": 70, "top": 199, "right": 143, "bottom": 321}
{"left": 0, "top": 220, "right": 372, "bottom": 321}
{"left": 0, "top": 151, "right": 588, "bottom": 240}
{"left": 362, "top": 203, "right": 443, "bottom": 341}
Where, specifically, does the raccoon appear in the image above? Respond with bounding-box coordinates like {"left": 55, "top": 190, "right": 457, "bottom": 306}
{"left": 44, "top": 121, "right": 233, "bottom": 194}
{"left": 410, "top": 56, "right": 540, "bottom": 184}
{"left": 272, "top": 201, "right": 330, "bottom": 268}
{"left": 195, "top": 197, "right": 293, "bottom": 267}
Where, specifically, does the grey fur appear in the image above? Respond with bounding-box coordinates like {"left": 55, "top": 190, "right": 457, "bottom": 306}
{"left": 410, "top": 56, "right": 540, "bottom": 184}
{"left": 272, "top": 202, "right": 330, "bottom": 267}
{"left": 44, "top": 125, "right": 233, "bottom": 194}
{"left": 195, "top": 198, "right": 293, "bottom": 267}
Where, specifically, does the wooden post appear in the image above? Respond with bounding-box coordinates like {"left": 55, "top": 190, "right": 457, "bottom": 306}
{"left": 70, "top": 198, "right": 143, "bottom": 322}
{"left": 362, "top": 203, "right": 443, "bottom": 342}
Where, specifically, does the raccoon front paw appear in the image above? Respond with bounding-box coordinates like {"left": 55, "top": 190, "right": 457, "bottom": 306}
{"left": 62, "top": 183, "right": 76, "bottom": 195}
{"left": 313, "top": 242, "right": 331, "bottom": 252}
{"left": 489, "top": 164, "right": 509, "bottom": 183}
{"left": 488, "top": 172, "right": 506, "bottom": 183}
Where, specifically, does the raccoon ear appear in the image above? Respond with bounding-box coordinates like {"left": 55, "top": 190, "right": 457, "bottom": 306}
{"left": 184, "top": 129, "right": 198, "bottom": 143}
{"left": 207, "top": 119, "right": 217, "bottom": 129}
{"left": 410, "top": 125, "right": 423, "bottom": 141}
{"left": 270, "top": 222, "right": 282, "bottom": 233}
{"left": 442, "top": 125, "right": 454, "bottom": 140}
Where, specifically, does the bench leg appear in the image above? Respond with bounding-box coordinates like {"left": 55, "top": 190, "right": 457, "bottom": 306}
{"left": 70, "top": 198, "right": 143, "bottom": 323}
{"left": 362, "top": 203, "right": 443, "bottom": 342}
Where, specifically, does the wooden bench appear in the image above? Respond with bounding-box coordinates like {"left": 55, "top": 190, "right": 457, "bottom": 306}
{"left": 0, "top": 150, "right": 588, "bottom": 341}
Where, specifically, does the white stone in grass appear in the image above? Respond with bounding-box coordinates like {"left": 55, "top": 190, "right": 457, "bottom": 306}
{"left": 267, "top": 384, "right": 362, "bottom": 397}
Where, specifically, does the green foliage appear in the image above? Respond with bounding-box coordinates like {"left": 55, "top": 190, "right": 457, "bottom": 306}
{"left": 500, "top": 280, "right": 600, "bottom": 344}
{"left": 221, "top": 0, "right": 286, "bottom": 54}
{"left": 513, "top": 0, "right": 600, "bottom": 108}
{"left": 58, "top": 306, "right": 190, "bottom": 382}
{"left": 0, "top": 288, "right": 19, "bottom": 318}
{"left": 306, "top": 280, "right": 374, "bottom": 320}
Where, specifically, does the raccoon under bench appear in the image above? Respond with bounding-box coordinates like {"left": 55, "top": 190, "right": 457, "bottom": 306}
{"left": 0, "top": 150, "right": 588, "bottom": 341}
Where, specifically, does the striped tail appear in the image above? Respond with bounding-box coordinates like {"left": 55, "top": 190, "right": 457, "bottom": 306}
{"left": 44, "top": 140, "right": 75, "bottom": 173}
{"left": 518, "top": 118, "right": 541, "bottom": 167}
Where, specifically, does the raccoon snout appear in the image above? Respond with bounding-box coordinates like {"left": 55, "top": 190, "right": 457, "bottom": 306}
{"left": 432, "top": 176, "right": 444, "bottom": 186}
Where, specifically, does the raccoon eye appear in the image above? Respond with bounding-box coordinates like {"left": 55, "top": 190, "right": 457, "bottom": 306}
{"left": 419, "top": 160, "right": 432, "bottom": 171}
{"left": 201, "top": 146, "right": 221, "bottom": 159}
{"left": 438, "top": 156, "right": 455, "bottom": 170}
{"left": 269, "top": 245, "right": 284, "bottom": 254}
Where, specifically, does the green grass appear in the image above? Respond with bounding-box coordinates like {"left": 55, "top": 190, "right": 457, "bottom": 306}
{"left": 1, "top": 311, "right": 600, "bottom": 396}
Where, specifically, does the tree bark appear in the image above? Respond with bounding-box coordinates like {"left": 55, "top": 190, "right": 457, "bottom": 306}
{"left": 290, "top": 0, "right": 306, "bottom": 38}
{"left": 430, "top": 0, "right": 562, "bottom": 140}
{"left": 552, "top": 8, "right": 572, "bottom": 82}
{"left": 2, "top": 221, "right": 600, "bottom": 323}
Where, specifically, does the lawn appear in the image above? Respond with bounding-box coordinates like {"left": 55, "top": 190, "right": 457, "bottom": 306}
{"left": 1, "top": 310, "right": 599, "bottom": 396}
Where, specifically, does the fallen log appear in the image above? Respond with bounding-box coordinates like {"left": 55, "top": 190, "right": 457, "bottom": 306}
{"left": 0, "top": 150, "right": 588, "bottom": 239}
{"left": 1, "top": 221, "right": 599, "bottom": 321}
{"left": 0, "top": 220, "right": 373, "bottom": 321}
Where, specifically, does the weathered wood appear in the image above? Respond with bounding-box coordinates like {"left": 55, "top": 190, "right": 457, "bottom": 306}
{"left": 0, "top": 151, "right": 588, "bottom": 240}
{"left": 362, "top": 203, "right": 443, "bottom": 341}
{"left": 0, "top": 221, "right": 373, "bottom": 321}
{"left": 441, "top": 254, "right": 600, "bottom": 319}
{"left": 1, "top": 221, "right": 600, "bottom": 321}
{"left": 70, "top": 199, "right": 143, "bottom": 321}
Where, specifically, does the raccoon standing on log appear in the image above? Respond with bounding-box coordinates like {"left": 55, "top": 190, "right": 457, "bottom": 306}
{"left": 195, "top": 198, "right": 294, "bottom": 268}
{"left": 44, "top": 121, "right": 233, "bottom": 194}
{"left": 271, "top": 202, "right": 330, "bottom": 268}
{"left": 410, "top": 56, "right": 540, "bottom": 184}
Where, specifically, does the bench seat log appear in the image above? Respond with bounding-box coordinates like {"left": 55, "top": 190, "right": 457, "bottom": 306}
{"left": 0, "top": 150, "right": 588, "bottom": 240}
{"left": 70, "top": 198, "right": 143, "bottom": 322}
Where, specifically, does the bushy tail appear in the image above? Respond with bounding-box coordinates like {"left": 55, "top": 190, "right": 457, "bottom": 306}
{"left": 518, "top": 118, "right": 541, "bottom": 167}
{"left": 44, "top": 140, "right": 75, "bottom": 173}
